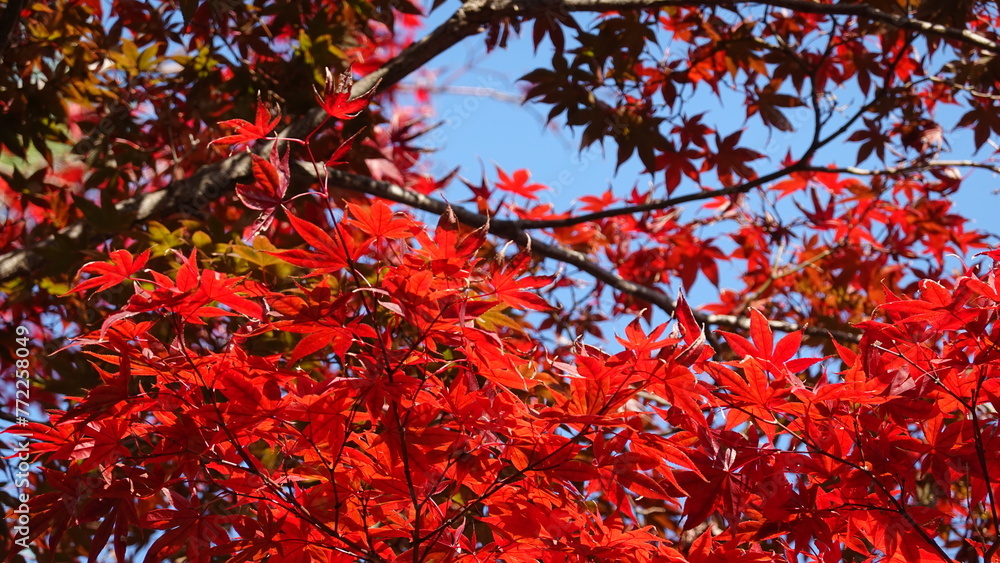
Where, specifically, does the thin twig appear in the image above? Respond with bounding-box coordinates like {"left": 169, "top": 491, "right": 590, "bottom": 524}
{"left": 805, "top": 161, "right": 1000, "bottom": 176}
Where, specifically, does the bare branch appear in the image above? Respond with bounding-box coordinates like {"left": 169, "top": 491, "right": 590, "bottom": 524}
{"left": 509, "top": 166, "right": 800, "bottom": 230}
{"left": 506, "top": 157, "right": 1000, "bottom": 242}
{"left": 805, "top": 161, "right": 1000, "bottom": 176}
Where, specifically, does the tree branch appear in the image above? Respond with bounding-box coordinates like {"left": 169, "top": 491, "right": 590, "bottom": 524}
{"left": 510, "top": 165, "right": 802, "bottom": 230}
{"left": 805, "top": 161, "right": 1000, "bottom": 176}
{"left": 556, "top": 0, "right": 999, "bottom": 55}
{"left": 0, "top": 154, "right": 253, "bottom": 282}
{"left": 504, "top": 158, "right": 1000, "bottom": 235}
{"left": 314, "top": 164, "right": 861, "bottom": 343}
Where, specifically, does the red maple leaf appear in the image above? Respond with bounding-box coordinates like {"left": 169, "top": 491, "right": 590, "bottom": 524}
{"left": 236, "top": 152, "right": 287, "bottom": 211}
{"left": 210, "top": 98, "right": 280, "bottom": 147}
{"left": 272, "top": 213, "right": 368, "bottom": 274}
{"left": 710, "top": 130, "right": 764, "bottom": 186}
{"left": 494, "top": 166, "right": 548, "bottom": 200}
{"left": 315, "top": 66, "right": 378, "bottom": 120}
{"left": 345, "top": 200, "right": 414, "bottom": 241}
{"left": 68, "top": 249, "right": 150, "bottom": 294}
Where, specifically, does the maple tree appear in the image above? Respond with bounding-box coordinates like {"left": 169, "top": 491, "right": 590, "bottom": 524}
{"left": 3, "top": 0, "right": 1000, "bottom": 561}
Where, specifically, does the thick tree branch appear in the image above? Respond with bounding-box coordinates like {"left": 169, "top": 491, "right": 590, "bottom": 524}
{"left": 0, "top": 155, "right": 253, "bottom": 283}
{"left": 314, "top": 164, "right": 862, "bottom": 343}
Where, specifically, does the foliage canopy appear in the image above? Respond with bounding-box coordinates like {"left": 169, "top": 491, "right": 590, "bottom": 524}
{"left": 3, "top": 0, "right": 1000, "bottom": 561}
